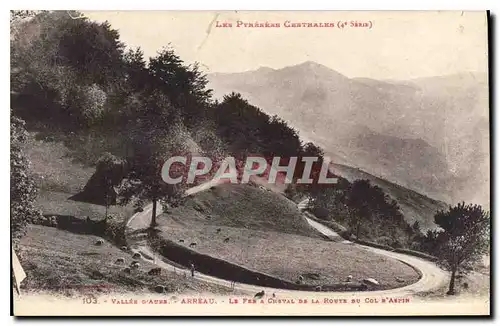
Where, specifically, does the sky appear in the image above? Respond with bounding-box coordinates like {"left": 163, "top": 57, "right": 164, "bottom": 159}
{"left": 82, "top": 11, "right": 488, "bottom": 80}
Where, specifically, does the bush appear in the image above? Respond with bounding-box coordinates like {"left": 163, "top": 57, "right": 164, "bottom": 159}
{"left": 66, "top": 84, "right": 107, "bottom": 127}
{"left": 311, "top": 206, "right": 330, "bottom": 220}
{"left": 82, "top": 214, "right": 126, "bottom": 246}
{"left": 375, "top": 236, "right": 393, "bottom": 247}
{"left": 409, "top": 241, "right": 421, "bottom": 251}
{"left": 33, "top": 215, "right": 58, "bottom": 228}
{"left": 103, "top": 216, "right": 126, "bottom": 246}
{"left": 390, "top": 238, "right": 403, "bottom": 249}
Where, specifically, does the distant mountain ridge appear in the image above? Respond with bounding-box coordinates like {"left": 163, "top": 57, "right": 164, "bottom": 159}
{"left": 208, "top": 62, "right": 489, "bottom": 208}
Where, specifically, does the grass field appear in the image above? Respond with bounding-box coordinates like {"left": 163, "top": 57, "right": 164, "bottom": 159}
{"left": 24, "top": 134, "right": 95, "bottom": 194}
{"left": 18, "top": 225, "right": 234, "bottom": 296}
{"left": 180, "top": 183, "right": 321, "bottom": 238}
{"left": 36, "top": 191, "right": 135, "bottom": 222}
{"left": 20, "top": 133, "right": 421, "bottom": 293}
{"left": 22, "top": 133, "right": 134, "bottom": 222}
{"left": 157, "top": 184, "right": 421, "bottom": 290}
{"left": 19, "top": 133, "right": 234, "bottom": 295}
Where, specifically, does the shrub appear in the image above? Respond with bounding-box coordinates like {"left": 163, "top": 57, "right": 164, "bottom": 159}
{"left": 375, "top": 236, "right": 393, "bottom": 247}
{"left": 33, "top": 215, "right": 58, "bottom": 228}
{"left": 104, "top": 220, "right": 126, "bottom": 246}
{"left": 311, "top": 206, "right": 330, "bottom": 220}
{"left": 89, "top": 214, "right": 126, "bottom": 246}
{"left": 64, "top": 84, "right": 107, "bottom": 127}
{"left": 409, "top": 241, "right": 421, "bottom": 251}
{"left": 390, "top": 238, "right": 404, "bottom": 249}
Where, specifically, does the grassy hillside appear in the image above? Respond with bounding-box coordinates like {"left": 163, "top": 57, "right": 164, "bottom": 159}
{"left": 20, "top": 133, "right": 422, "bottom": 292}
{"left": 180, "top": 183, "right": 321, "bottom": 238}
{"left": 19, "top": 225, "right": 233, "bottom": 296}
{"left": 24, "top": 133, "right": 94, "bottom": 194}
{"left": 18, "top": 134, "right": 233, "bottom": 295}
{"left": 330, "top": 163, "right": 449, "bottom": 230}
{"left": 23, "top": 132, "right": 135, "bottom": 222}
{"left": 155, "top": 183, "right": 421, "bottom": 290}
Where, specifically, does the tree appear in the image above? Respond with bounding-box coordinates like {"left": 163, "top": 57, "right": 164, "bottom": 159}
{"left": 120, "top": 153, "right": 184, "bottom": 228}
{"left": 406, "top": 220, "right": 423, "bottom": 246}
{"left": 261, "top": 115, "right": 302, "bottom": 158}
{"left": 68, "top": 83, "right": 108, "bottom": 128}
{"left": 418, "top": 229, "right": 441, "bottom": 255}
{"left": 10, "top": 10, "right": 45, "bottom": 24}
{"left": 382, "top": 198, "right": 407, "bottom": 247}
{"left": 123, "top": 47, "right": 149, "bottom": 93}
{"left": 94, "top": 152, "right": 125, "bottom": 219}
{"left": 338, "top": 179, "right": 410, "bottom": 244}
{"left": 148, "top": 47, "right": 212, "bottom": 127}
{"left": 345, "top": 180, "right": 372, "bottom": 239}
{"left": 433, "top": 202, "right": 490, "bottom": 295}
{"left": 119, "top": 91, "right": 189, "bottom": 228}
{"left": 11, "top": 11, "right": 125, "bottom": 130}
{"left": 290, "top": 142, "right": 335, "bottom": 204}
{"left": 411, "top": 220, "right": 421, "bottom": 235}
{"left": 11, "top": 115, "right": 42, "bottom": 245}
{"left": 214, "top": 92, "right": 269, "bottom": 156}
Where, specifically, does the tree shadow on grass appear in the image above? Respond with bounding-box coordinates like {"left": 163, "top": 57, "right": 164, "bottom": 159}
{"left": 45, "top": 214, "right": 105, "bottom": 236}
{"left": 68, "top": 191, "right": 103, "bottom": 206}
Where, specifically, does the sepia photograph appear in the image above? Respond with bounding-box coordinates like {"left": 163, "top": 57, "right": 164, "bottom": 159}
{"left": 10, "top": 9, "right": 491, "bottom": 316}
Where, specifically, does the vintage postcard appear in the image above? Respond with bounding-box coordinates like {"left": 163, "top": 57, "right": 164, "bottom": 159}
{"left": 11, "top": 10, "right": 490, "bottom": 316}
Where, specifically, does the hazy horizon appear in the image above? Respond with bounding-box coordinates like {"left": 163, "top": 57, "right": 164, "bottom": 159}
{"left": 82, "top": 11, "right": 488, "bottom": 80}
{"left": 207, "top": 60, "right": 487, "bottom": 81}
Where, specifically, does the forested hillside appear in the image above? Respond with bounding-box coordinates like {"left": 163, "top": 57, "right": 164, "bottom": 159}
{"left": 11, "top": 10, "right": 435, "bottom": 250}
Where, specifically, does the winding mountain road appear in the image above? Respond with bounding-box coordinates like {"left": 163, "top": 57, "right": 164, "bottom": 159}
{"left": 125, "top": 183, "right": 452, "bottom": 298}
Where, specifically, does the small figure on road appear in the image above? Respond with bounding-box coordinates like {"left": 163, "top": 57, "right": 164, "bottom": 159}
{"left": 190, "top": 263, "right": 195, "bottom": 277}
{"left": 254, "top": 290, "right": 265, "bottom": 299}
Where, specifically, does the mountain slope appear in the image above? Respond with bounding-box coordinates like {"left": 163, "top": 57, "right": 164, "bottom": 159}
{"left": 208, "top": 62, "right": 489, "bottom": 207}
{"left": 330, "top": 163, "right": 449, "bottom": 231}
